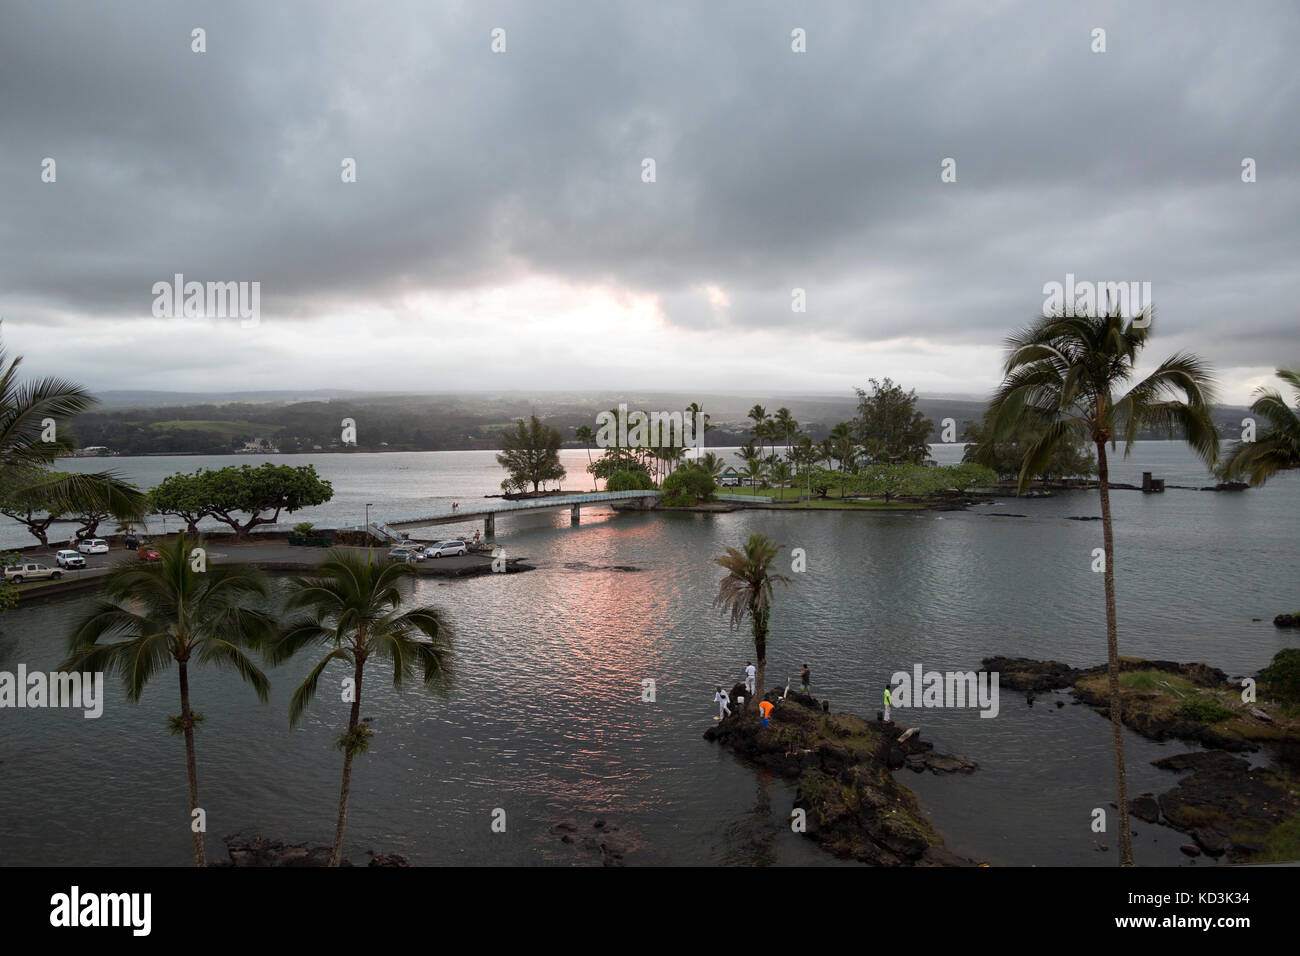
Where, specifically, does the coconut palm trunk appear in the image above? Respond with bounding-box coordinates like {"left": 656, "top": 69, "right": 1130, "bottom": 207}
{"left": 1095, "top": 443, "right": 1134, "bottom": 865}
{"left": 330, "top": 654, "right": 366, "bottom": 867}
{"left": 752, "top": 605, "right": 768, "bottom": 702}
{"left": 177, "top": 660, "right": 206, "bottom": 867}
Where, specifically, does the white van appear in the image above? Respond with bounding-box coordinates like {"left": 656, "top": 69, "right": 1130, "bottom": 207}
{"left": 76, "top": 538, "right": 109, "bottom": 554}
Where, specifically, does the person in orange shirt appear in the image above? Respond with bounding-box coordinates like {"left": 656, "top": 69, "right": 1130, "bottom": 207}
{"left": 758, "top": 699, "right": 775, "bottom": 727}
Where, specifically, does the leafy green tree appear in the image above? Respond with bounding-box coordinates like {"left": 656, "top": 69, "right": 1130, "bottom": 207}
{"left": 606, "top": 468, "right": 656, "bottom": 492}
{"left": 1218, "top": 368, "right": 1300, "bottom": 486}
{"left": 662, "top": 468, "right": 717, "bottom": 505}
{"left": 61, "top": 535, "right": 274, "bottom": 866}
{"left": 741, "top": 459, "right": 766, "bottom": 490}
{"left": 271, "top": 551, "right": 452, "bottom": 866}
{"left": 713, "top": 533, "right": 791, "bottom": 702}
{"left": 497, "top": 415, "right": 566, "bottom": 494}
{"left": 855, "top": 378, "right": 933, "bottom": 464}
{"left": 988, "top": 306, "right": 1218, "bottom": 867}
{"left": 150, "top": 470, "right": 214, "bottom": 533}
{"left": 962, "top": 407, "right": 1096, "bottom": 483}
{"left": 203, "top": 463, "right": 333, "bottom": 538}
{"left": 0, "top": 476, "right": 65, "bottom": 545}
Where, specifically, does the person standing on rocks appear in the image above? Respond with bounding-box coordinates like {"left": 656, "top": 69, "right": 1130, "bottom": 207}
{"left": 883, "top": 683, "right": 894, "bottom": 723}
{"left": 714, "top": 685, "right": 732, "bottom": 720}
{"left": 744, "top": 661, "right": 756, "bottom": 697}
{"left": 800, "top": 663, "right": 811, "bottom": 695}
{"left": 758, "top": 698, "right": 775, "bottom": 728}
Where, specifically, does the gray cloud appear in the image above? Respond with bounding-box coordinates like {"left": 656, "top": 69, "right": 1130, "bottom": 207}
{"left": 0, "top": 0, "right": 1296, "bottom": 402}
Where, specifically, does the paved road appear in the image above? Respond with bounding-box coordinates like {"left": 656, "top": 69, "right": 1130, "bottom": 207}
{"left": 8, "top": 538, "right": 519, "bottom": 599}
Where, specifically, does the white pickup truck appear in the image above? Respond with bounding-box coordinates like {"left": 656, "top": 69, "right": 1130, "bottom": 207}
{"left": 3, "top": 561, "right": 63, "bottom": 583}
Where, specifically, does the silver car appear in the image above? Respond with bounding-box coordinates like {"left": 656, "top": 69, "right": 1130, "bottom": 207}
{"left": 424, "top": 539, "right": 467, "bottom": 558}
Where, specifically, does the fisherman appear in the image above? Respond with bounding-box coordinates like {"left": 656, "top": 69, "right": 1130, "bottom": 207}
{"left": 800, "top": 663, "right": 811, "bottom": 695}
{"left": 744, "top": 661, "right": 756, "bottom": 696}
{"left": 883, "top": 683, "right": 894, "bottom": 723}
{"left": 713, "top": 685, "right": 732, "bottom": 720}
{"left": 758, "top": 698, "right": 775, "bottom": 728}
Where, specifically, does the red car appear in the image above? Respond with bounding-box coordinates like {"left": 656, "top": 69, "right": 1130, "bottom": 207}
{"left": 137, "top": 545, "right": 161, "bottom": 562}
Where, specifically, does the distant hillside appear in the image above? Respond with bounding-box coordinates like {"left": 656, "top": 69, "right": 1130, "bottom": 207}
{"left": 69, "top": 390, "right": 1253, "bottom": 456}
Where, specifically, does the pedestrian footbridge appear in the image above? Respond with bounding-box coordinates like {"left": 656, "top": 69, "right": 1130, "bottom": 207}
{"left": 362, "top": 490, "right": 663, "bottom": 539}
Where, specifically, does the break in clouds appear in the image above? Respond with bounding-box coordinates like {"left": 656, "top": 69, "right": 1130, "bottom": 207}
{"left": 0, "top": 0, "right": 1297, "bottom": 402}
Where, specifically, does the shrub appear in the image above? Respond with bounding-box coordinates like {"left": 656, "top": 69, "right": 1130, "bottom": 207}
{"left": 606, "top": 469, "right": 656, "bottom": 492}
{"left": 293, "top": 522, "right": 316, "bottom": 535}
{"left": 662, "top": 468, "right": 717, "bottom": 505}
{"left": 1260, "top": 649, "right": 1300, "bottom": 705}
{"left": 1179, "top": 697, "right": 1234, "bottom": 723}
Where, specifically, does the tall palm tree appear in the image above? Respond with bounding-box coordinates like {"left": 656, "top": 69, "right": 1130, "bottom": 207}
{"left": 685, "top": 402, "right": 711, "bottom": 462}
{"left": 989, "top": 306, "right": 1218, "bottom": 867}
{"left": 1218, "top": 368, "right": 1300, "bottom": 485}
{"left": 0, "top": 338, "right": 147, "bottom": 523}
{"left": 271, "top": 550, "right": 452, "bottom": 866}
{"left": 713, "top": 533, "right": 791, "bottom": 703}
{"left": 769, "top": 460, "right": 793, "bottom": 499}
{"left": 774, "top": 408, "right": 798, "bottom": 457}
{"left": 747, "top": 405, "right": 769, "bottom": 459}
{"left": 741, "top": 459, "right": 766, "bottom": 491}
{"left": 575, "top": 424, "right": 597, "bottom": 490}
{"left": 61, "top": 535, "right": 274, "bottom": 866}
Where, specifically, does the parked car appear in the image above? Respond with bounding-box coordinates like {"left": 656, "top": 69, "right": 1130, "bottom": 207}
{"left": 123, "top": 533, "right": 140, "bottom": 550}
{"left": 386, "top": 546, "right": 421, "bottom": 562}
{"left": 137, "top": 545, "right": 161, "bottom": 562}
{"left": 3, "top": 562, "right": 62, "bottom": 583}
{"left": 424, "top": 539, "right": 467, "bottom": 558}
{"left": 55, "top": 550, "right": 86, "bottom": 569}
{"left": 76, "top": 538, "right": 109, "bottom": 555}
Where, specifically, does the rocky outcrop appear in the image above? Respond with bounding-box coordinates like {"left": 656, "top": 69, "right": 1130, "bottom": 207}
{"left": 1151, "top": 750, "right": 1300, "bottom": 862}
{"left": 704, "top": 686, "right": 978, "bottom": 866}
{"left": 218, "top": 833, "right": 409, "bottom": 867}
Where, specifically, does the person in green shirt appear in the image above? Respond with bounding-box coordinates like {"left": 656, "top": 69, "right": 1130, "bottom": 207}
{"left": 883, "top": 684, "right": 893, "bottom": 723}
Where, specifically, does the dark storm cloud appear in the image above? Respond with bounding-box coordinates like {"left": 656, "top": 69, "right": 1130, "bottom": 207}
{"left": 0, "top": 0, "right": 1296, "bottom": 394}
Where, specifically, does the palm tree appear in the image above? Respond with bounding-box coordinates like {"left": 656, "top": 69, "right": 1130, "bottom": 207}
{"left": 774, "top": 408, "right": 798, "bottom": 457}
{"left": 1218, "top": 368, "right": 1300, "bottom": 485}
{"left": 61, "top": 535, "right": 274, "bottom": 866}
{"left": 989, "top": 305, "right": 1218, "bottom": 867}
{"left": 695, "top": 451, "right": 726, "bottom": 478}
{"left": 741, "top": 459, "right": 766, "bottom": 491}
{"left": 0, "top": 337, "right": 147, "bottom": 523}
{"left": 713, "top": 533, "right": 791, "bottom": 703}
{"left": 685, "top": 402, "right": 711, "bottom": 462}
{"left": 748, "top": 405, "right": 769, "bottom": 458}
{"left": 769, "top": 460, "right": 793, "bottom": 500}
{"left": 575, "top": 424, "right": 597, "bottom": 490}
{"left": 271, "top": 550, "right": 452, "bottom": 866}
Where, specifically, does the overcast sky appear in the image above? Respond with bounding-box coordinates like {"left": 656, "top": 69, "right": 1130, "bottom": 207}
{"left": 1, "top": 0, "right": 1296, "bottom": 405}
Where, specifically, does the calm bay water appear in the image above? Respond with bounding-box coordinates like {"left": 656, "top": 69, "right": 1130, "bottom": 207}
{"left": 0, "top": 443, "right": 1295, "bottom": 866}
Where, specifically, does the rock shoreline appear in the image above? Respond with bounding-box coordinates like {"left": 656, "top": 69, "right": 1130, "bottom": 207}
{"left": 704, "top": 683, "right": 978, "bottom": 866}
{"left": 218, "top": 833, "right": 410, "bottom": 867}
{"left": 983, "top": 655, "right": 1300, "bottom": 862}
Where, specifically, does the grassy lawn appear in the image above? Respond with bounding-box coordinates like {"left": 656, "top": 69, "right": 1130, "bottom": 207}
{"left": 148, "top": 420, "right": 284, "bottom": 435}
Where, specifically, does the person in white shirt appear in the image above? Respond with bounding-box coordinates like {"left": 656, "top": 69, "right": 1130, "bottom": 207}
{"left": 744, "top": 662, "right": 756, "bottom": 696}
{"left": 713, "top": 685, "right": 732, "bottom": 720}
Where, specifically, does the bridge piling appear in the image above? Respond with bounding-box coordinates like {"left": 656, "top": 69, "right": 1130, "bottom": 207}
{"left": 571, "top": 504, "right": 580, "bottom": 524}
